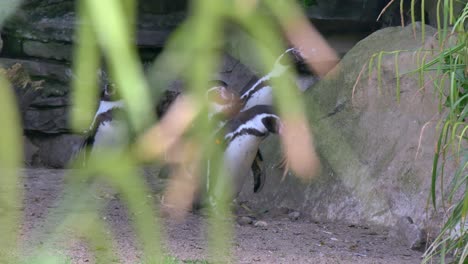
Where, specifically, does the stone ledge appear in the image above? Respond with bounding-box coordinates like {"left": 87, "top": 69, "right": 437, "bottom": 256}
{"left": 23, "top": 40, "right": 72, "bottom": 61}
{"left": 0, "top": 58, "right": 71, "bottom": 83}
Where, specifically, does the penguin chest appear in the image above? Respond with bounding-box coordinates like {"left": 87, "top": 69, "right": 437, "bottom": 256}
{"left": 243, "top": 86, "right": 273, "bottom": 110}
{"left": 92, "top": 120, "right": 129, "bottom": 151}
{"left": 224, "top": 136, "right": 261, "bottom": 178}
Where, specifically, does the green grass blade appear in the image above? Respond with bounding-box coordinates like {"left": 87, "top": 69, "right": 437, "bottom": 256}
{"left": 411, "top": 0, "right": 416, "bottom": 37}
{"left": 460, "top": 243, "right": 468, "bottom": 264}
{"left": 368, "top": 53, "right": 378, "bottom": 83}
{"left": 458, "top": 126, "right": 468, "bottom": 153}
{"left": 400, "top": 0, "right": 405, "bottom": 26}
{"left": 0, "top": 74, "right": 23, "bottom": 263}
{"left": 377, "top": 51, "right": 384, "bottom": 93}
{"left": 421, "top": 0, "right": 426, "bottom": 41}
{"left": 120, "top": 0, "right": 137, "bottom": 40}
{"left": 70, "top": 0, "right": 100, "bottom": 132}
{"left": 437, "top": 0, "right": 443, "bottom": 47}
{"left": 395, "top": 52, "right": 401, "bottom": 103}
{"left": 84, "top": 0, "right": 154, "bottom": 133}
{"left": 462, "top": 182, "right": 468, "bottom": 224}
{"left": 0, "top": 3, "right": 23, "bottom": 263}
{"left": 449, "top": 0, "right": 453, "bottom": 25}
{"left": 443, "top": 0, "right": 449, "bottom": 41}
{"left": 403, "top": 42, "right": 465, "bottom": 75}
{"left": 432, "top": 123, "right": 447, "bottom": 208}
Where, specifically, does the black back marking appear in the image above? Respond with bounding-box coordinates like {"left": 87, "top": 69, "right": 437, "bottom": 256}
{"left": 224, "top": 105, "right": 276, "bottom": 134}
{"left": 226, "top": 128, "right": 267, "bottom": 143}
{"left": 261, "top": 115, "right": 281, "bottom": 134}
{"left": 239, "top": 76, "right": 269, "bottom": 105}
{"left": 221, "top": 105, "right": 280, "bottom": 144}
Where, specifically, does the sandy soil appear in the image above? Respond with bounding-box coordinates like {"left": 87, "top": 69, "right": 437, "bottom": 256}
{"left": 18, "top": 169, "right": 423, "bottom": 264}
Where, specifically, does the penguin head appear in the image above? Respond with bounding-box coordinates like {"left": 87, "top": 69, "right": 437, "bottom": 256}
{"left": 101, "top": 82, "right": 120, "bottom": 102}
{"left": 261, "top": 114, "right": 283, "bottom": 135}
{"left": 270, "top": 47, "right": 305, "bottom": 77}
{"left": 224, "top": 105, "right": 283, "bottom": 144}
{"left": 275, "top": 48, "right": 306, "bottom": 67}
{"left": 206, "top": 80, "right": 241, "bottom": 119}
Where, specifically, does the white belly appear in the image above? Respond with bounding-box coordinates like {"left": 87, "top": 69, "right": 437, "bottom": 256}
{"left": 223, "top": 136, "right": 261, "bottom": 196}
{"left": 242, "top": 86, "right": 273, "bottom": 111}
{"left": 91, "top": 120, "right": 129, "bottom": 156}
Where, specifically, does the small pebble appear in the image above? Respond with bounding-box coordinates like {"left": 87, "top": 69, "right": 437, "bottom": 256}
{"left": 254, "top": 220, "right": 268, "bottom": 228}
{"left": 237, "top": 216, "right": 253, "bottom": 226}
{"left": 288, "top": 211, "right": 300, "bottom": 221}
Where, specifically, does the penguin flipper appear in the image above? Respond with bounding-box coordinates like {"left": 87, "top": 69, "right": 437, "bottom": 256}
{"left": 252, "top": 150, "right": 265, "bottom": 193}
{"left": 76, "top": 112, "right": 104, "bottom": 166}
{"left": 75, "top": 131, "right": 96, "bottom": 167}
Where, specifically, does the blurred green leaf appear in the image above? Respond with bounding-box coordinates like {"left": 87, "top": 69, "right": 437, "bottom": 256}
{"left": 5, "top": 0, "right": 322, "bottom": 262}
{"left": 70, "top": 0, "right": 100, "bottom": 132}
{"left": 0, "top": 74, "right": 22, "bottom": 263}
{"left": 84, "top": 0, "right": 154, "bottom": 133}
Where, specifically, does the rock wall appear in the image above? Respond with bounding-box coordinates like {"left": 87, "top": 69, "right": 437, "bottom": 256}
{"left": 239, "top": 24, "right": 451, "bottom": 236}
{"left": 0, "top": 1, "right": 186, "bottom": 167}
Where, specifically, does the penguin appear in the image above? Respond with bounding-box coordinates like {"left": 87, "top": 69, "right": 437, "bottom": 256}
{"left": 209, "top": 105, "right": 283, "bottom": 202}
{"left": 236, "top": 48, "right": 305, "bottom": 192}
{"left": 81, "top": 80, "right": 240, "bottom": 163}
{"left": 239, "top": 48, "right": 305, "bottom": 111}
{"left": 156, "top": 80, "right": 242, "bottom": 182}
{"left": 79, "top": 82, "right": 129, "bottom": 161}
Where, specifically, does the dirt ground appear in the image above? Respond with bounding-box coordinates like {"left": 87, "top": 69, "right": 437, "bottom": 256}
{"left": 19, "top": 169, "right": 424, "bottom": 264}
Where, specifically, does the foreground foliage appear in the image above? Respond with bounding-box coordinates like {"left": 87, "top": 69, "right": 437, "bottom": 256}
{"left": 373, "top": 1, "right": 467, "bottom": 263}
{"left": 421, "top": 2, "right": 467, "bottom": 263}
{"left": 0, "top": 0, "right": 327, "bottom": 263}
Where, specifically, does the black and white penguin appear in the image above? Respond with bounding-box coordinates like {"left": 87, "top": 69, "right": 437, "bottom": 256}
{"left": 239, "top": 48, "right": 305, "bottom": 111}
{"left": 79, "top": 83, "right": 129, "bottom": 161}
{"left": 210, "top": 105, "right": 283, "bottom": 201}
{"left": 234, "top": 48, "right": 304, "bottom": 192}
{"left": 156, "top": 80, "right": 241, "bottom": 182}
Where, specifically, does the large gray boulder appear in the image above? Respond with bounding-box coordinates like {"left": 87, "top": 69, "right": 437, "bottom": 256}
{"left": 239, "top": 24, "right": 450, "bottom": 232}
